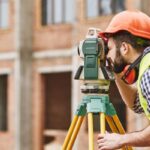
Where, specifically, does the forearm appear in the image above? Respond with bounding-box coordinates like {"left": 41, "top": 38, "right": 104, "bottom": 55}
{"left": 122, "top": 126, "right": 150, "bottom": 147}
{"left": 115, "top": 74, "right": 137, "bottom": 108}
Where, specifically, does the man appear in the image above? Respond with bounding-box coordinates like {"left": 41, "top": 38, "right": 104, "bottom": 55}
{"left": 97, "top": 10, "right": 150, "bottom": 150}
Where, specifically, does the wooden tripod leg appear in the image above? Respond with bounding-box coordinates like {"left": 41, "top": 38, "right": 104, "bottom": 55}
{"left": 106, "top": 116, "right": 118, "bottom": 133}
{"left": 88, "top": 113, "right": 94, "bottom": 150}
{"left": 66, "top": 116, "right": 84, "bottom": 150}
{"left": 106, "top": 116, "right": 127, "bottom": 150}
{"left": 62, "top": 115, "right": 78, "bottom": 150}
{"left": 112, "top": 115, "right": 133, "bottom": 150}
{"left": 112, "top": 115, "right": 126, "bottom": 134}
{"left": 100, "top": 112, "right": 106, "bottom": 134}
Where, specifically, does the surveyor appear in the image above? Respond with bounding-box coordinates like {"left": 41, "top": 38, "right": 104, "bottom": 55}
{"left": 97, "top": 10, "right": 150, "bottom": 150}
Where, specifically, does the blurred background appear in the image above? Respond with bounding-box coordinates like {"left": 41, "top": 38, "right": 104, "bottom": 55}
{"left": 0, "top": 0, "right": 150, "bottom": 150}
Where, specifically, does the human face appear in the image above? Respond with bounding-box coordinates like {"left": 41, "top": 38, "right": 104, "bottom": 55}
{"left": 107, "top": 38, "right": 128, "bottom": 73}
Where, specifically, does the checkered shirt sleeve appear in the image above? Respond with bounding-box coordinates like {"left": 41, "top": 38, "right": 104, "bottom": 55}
{"left": 132, "top": 68, "right": 150, "bottom": 114}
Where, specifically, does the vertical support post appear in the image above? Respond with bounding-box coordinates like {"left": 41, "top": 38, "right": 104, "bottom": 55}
{"left": 15, "top": 0, "right": 33, "bottom": 149}
{"left": 100, "top": 113, "right": 105, "bottom": 134}
{"left": 141, "top": 0, "right": 150, "bottom": 16}
{"left": 88, "top": 113, "right": 94, "bottom": 150}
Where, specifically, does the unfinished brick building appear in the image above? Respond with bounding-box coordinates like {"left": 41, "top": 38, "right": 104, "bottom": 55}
{"left": 0, "top": 0, "right": 149, "bottom": 150}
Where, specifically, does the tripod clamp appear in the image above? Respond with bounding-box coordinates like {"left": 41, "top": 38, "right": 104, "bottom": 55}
{"left": 75, "top": 95, "right": 116, "bottom": 116}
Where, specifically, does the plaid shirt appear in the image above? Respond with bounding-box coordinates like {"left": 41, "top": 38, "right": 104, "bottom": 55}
{"left": 132, "top": 47, "right": 150, "bottom": 114}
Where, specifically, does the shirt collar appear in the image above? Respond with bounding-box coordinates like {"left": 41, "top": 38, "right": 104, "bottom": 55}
{"left": 143, "top": 46, "right": 150, "bottom": 55}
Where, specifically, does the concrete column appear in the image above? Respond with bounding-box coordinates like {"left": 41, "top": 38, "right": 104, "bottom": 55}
{"left": 126, "top": 0, "right": 141, "bottom": 10}
{"left": 141, "top": 0, "right": 150, "bottom": 16}
{"left": 15, "top": 0, "right": 33, "bottom": 150}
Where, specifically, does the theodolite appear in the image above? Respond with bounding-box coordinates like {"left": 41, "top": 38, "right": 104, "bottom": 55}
{"left": 62, "top": 28, "right": 133, "bottom": 150}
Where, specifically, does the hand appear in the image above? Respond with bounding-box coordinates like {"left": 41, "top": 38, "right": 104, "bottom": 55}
{"left": 97, "top": 132, "right": 124, "bottom": 150}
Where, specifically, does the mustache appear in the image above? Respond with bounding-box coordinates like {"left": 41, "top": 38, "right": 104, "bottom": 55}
{"left": 106, "top": 58, "right": 127, "bottom": 74}
{"left": 113, "top": 63, "right": 126, "bottom": 73}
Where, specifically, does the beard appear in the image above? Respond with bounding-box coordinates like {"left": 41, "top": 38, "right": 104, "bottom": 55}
{"left": 113, "top": 48, "right": 128, "bottom": 74}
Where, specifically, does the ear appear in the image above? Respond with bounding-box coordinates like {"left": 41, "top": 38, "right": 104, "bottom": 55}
{"left": 120, "top": 42, "right": 129, "bottom": 55}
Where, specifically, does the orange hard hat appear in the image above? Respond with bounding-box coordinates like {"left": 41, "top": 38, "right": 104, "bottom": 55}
{"left": 100, "top": 10, "right": 150, "bottom": 39}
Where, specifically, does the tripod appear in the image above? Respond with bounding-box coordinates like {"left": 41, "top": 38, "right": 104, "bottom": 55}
{"left": 62, "top": 86, "right": 133, "bottom": 150}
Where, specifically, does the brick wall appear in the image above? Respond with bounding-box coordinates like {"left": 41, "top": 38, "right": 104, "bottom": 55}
{"left": 0, "top": 0, "right": 149, "bottom": 150}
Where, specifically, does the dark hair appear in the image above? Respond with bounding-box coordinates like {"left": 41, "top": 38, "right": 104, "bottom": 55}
{"left": 107, "top": 30, "right": 150, "bottom": 53}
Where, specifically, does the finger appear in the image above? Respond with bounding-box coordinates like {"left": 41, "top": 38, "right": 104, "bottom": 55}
{"left": 98, "top": 143, "right": 106, "bottom": 150}
{"left": 97, "top": 138, "right": 105, "bottom": 144}
{"left": 99, "top": 146, "right": 107, "bottom": 150}
{"left": 100, "top": 145, "right": 113, "bottom": 150}
{"left": 98, "top": 134, "right": 105, "bottom": 139}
